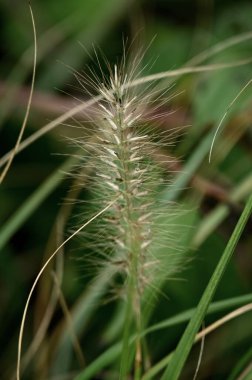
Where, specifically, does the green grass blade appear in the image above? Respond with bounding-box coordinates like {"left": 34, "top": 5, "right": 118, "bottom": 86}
{"left": 74, "top": 293, "right": 252, "bottom": 380}
{"left": 227, "top": 346, "right": 252, "bottom": 380}
{"left": 0, "top": 157, "right": 77, "bottom": 251}
{"left": 160, "top": 194, "right": 252, "bottom": 380}
{"left": 74, "top": 342, "right": 121, "bottom": 380}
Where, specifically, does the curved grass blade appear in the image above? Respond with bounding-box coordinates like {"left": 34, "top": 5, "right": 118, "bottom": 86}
{"left": 74, "top": 293, "right": 252, "bottom": 380}
{"left": 0, "top": 3, "right": 37, "bottom": 184}
{"left": 17, "top": 198, "right": 118, "bottom": 380}
{"left": 160, "top": 194, "right": 252, "bottom": 380}
{"left": 0, "top": 5, "right": 80, "bottom": 128}
{"left": 1, "top": 57, "right": 252, "bottom": 171}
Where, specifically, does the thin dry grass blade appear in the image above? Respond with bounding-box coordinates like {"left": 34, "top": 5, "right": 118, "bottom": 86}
{"left": 1, "top": 58, "right": 252, "bottom": 170}
{"left": 0, "top": 3, "right": 37, "bottom": 183}
{"left": 17, "top": 198, "right": 117, "bottom": 380}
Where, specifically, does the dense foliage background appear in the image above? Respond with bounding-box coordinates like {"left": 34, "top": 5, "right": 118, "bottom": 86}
{"left": 0, "top": 1, "right": 252, "bottom": 379}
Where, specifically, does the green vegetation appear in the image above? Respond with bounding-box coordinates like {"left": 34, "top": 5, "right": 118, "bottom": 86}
{"left": 0, "top": 1, "right": 252, "bottom": 379}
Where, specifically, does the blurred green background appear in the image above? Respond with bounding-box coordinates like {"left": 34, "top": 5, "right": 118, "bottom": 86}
{"left": 0, "top": 0, "right": 252, "bottom": 379}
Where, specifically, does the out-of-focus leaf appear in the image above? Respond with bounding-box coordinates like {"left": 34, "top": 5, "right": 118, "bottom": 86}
{"left": 37, "top": 0, "right": 134, "bottom": 90}
{"left": 0, "top": 157, "right": 77, "bottom": 251}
